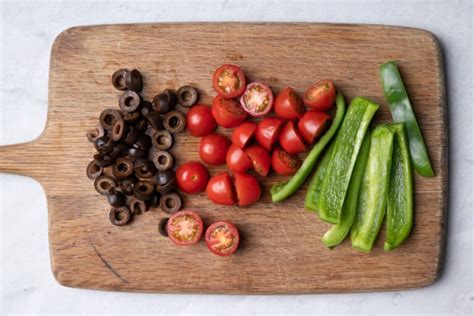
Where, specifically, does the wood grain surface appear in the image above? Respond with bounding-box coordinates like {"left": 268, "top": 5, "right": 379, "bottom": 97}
{"left": 0, "top": 23, "right": 447, "bottom": 294}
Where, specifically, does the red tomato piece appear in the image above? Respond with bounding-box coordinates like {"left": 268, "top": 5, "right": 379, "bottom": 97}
{"left": 176, "top": 161, "right": 209, "bottom": 194}
{"left": 271, "top": 147, "right": 301, "bottom": 175}
{"left": 205, "top": 221, "right": 240, "bottom": 256}
{"left": 278, "top": 121, "right": 308, "bottom": 154}
{"left": 206, "top": 172, "right": 235, "bottom": 206}
{"left": 198, "top": 133, "right": 231, "bottom": 166}
{"left": 226, "top": 144, "right": 252, "bottom": 173}
{"left": 255, "top": 117, "right": 285, "bottom": 151}
{"left": 234, "top": 172, "right": 261, "bottom": 206}
{"left": 274, "top": 87, "right": 305, "bottom": 120}
{"left": 212, "top": 64, "right": 246, "bottom": 98}
{"left": 240, "top": 82, "right": 274, "bottom": 117}
{"left": 244, "top": 144, "right": 271, "bottom": 177}
{"left": 231, "top": 122, "right": 257, "bottom": 149}
{"left": 186, "top": 104, "right": 217, "bottom": 137}
{"left": 166, "top": 210, "right": 204, "bottom": 246}
{"left": 298, "top": 110, "right": 331, "bottom": 144}
{"left": 303, "top": 80, "right": 336, "bottom": 110}
{"left": 212, "top": 95, "right": 248, "bottom": 128}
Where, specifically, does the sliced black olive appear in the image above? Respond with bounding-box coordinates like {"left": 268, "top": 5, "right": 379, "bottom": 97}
{"left": 86, "top": 160, "right": 103, "bottom": 180}
{"left": 158, "top": 217, "right": 169, "bottom": 237}
{"left": 100, "top": 109, "right": 122, "bottom": 130}
{"left": 177, "top": 85, "right": 198, "bottom": 107}
{"left": 153, "top": 89, "right": 177, "bottom": 114}
{"left": 140, "top": 101, "right": 154, "bottom": 116}
{"left": 94, "top": 135, "right": 115, "bottom": 154}
{"left": 145, "top": 111, "right": 163, "bottom": 131}
{"left": 109, "top": 142, "right": 128, "bottom": 159}
{"left": 86, "top": 125, "right": 105, "bottom": 143}
{"left": 109, "top": 206, "right": 131, "bottom": 226}
{"left": 152, "top": 130, "right": 173, "bottom": 150}
{"left": 151, "top": 150, "right": 174, "bottom": 171}
{"left": 94, "top": 175, "right": 117, "bottom": 195}
{"left": 159, "top": 193, "right": 182, "bottom": 214}
{"left": 147, "top": 192, "right": 160, "bottom": 209}
{"left": 175, "top": 103, "right": 190, "bottom": 114}
{"left": 125, "top": 69, "right": 143, "bottom": 92}
{"left": 111, "top": 118, "right": 126, "bottom": 141}
{"left": 121, "top": 110, "right": 141, "bottom": 123}
{"left": 123, "top": 125, "right": 140, "bottom": 145}
{"left": 132, "top": 134, "right": 151, "bottom": 152}
{"left": 133, "top": 181, "right": 155, "bottom": 201}
{"left": 134, "top": 159, "right": 157, "bottom": 179}
{"left": 155, "top": 170, "right": 177, "bottom": 194}
{"left": 136, "top": 118, "right": 148, "bottom": 133}
{"left": 119, "top": 90, "right": 141, "bottom": 113}
{"left": 93, "top": 153, "right": 115, "bottom": 167}
{"left": 129, "top": 196, "right": 149, "bottom": 215}
{"left": 113, "top": 157, "right": 134, "bottom": 179}
{"left": 107, "top": 190, "right": 126, "bottom": 207}
{"left": 163, "top": 111, "right": 186, "bottom": 133}
{"left": 125, "top": 147, "right": 146, "bottom": 162}
{"left": 111, "top": 68, "right": 129, "bottom": 91}
{"left": 120, "top": 176, "right": 138, "bottom": 195}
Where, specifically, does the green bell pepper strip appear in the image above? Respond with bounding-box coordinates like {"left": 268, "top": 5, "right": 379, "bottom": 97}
{"left": 380, "top": 61, "right": 434, "bottom": 177}
{"left": 270, "top": 92, "right": 346, "bottom": 203}
{"left": 322, "top": 132, "right": 371, "bottom": 248}
{"left": 305, "top": 141, "right": 336, "bottom": 214}
{"left": 318, "top": 97, "right": 379, "bottom": 224}
{"left": 384, "top": 123, "right": 413, "bottom": 251}
{"left": 351, "top": 125, "right": 395, "bottom": 252}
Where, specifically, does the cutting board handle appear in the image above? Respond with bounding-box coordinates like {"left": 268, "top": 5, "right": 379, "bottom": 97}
{"left": 0, "top": 138, "right": 48, "bottom": 179}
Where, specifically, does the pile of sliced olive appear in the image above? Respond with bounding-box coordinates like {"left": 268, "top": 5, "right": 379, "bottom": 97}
{"left": 86, "top": 69, "right": 199, "bottom": 226}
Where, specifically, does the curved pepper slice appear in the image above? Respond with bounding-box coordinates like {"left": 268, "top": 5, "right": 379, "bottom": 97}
{"left": 270, "top": 92, "right": 346, "bottom": 203}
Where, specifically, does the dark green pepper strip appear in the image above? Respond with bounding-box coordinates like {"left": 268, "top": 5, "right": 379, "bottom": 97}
{"left": 351, "top": 125, "right": 395, "bottom": 252}
{"left": 304, "top": 141, "right": 336, "bottom": 214}
{"left": 318, "top": 97, "right": 379, "bottom": 224}
{"left": 322, "top": 132, "right": 371, "bottom": 248}
{"left": 384, "top": 123, "right": 413, "bottom": 251}
{"left": 270, "top": 92, "right": 346, "bottom": 203}
{"left": 380, "top": 61, "right": 434, "bottom": 177}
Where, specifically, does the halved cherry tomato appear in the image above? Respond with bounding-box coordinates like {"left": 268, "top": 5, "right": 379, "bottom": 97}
{"left": 166, "top": 210, "right": 203, "bottom": 246}
{"left": 206, "top": 172, "right": 235, "bottom": 206}
{"left": 303, "top": 80, "right": 336, "bottom": 110}
{"left": 205, "top": 221, "right": 240, "bottom": 256}
{"left": 240, "top": 82, "right": 274, "bottom": 117}
{"left": 298, "top": 110, "right": 331, "bottom": 144}
{"left": 226, "top": 144, "right": 252, "bottom": 173}
{"left": 244, "top": 144, "right": 271, "bottom": 177}
{"left": 278, "top": 121, "right": 308, "bottom": 154}
{"left": 212, "top": 95, "right": 248, "bottom": 128}
{"left": 255, "top": 117, "right": 285, "bottom": 151}
{"left": 274, "top": 87, "right": 305, "bottom": 120}
{"left": 176, "top": 161, "right": 209, "bottom": 194}
{"left": 234, "top": 172, "right": 261, "bottom": 206}
{"left": 186, "top": 104, "right": 217, "bottom": 137}
{"left": 231, "top": 122, "right": 257, "bottom": 149}
{"left": 271, "top": 147, "right": 301, "bottom": 175}
{"left": 198, "top": 133, "right": 231, "bottom": 166}
{"left": 212, "top": 64, "right": 246, "bottom": 98}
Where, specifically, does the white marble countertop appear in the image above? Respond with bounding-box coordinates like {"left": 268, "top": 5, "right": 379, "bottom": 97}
{"left": 0, "top": 0, "right": 472, "bottom": 314}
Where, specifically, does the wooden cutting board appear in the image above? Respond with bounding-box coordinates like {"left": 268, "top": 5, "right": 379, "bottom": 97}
{"left": 0, "top": 23, "right": 447, "bottom": 294}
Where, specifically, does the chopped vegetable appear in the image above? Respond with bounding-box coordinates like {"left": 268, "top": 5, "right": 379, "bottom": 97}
{"left": 380, "top": 60, "right": 434, "bottom": 177}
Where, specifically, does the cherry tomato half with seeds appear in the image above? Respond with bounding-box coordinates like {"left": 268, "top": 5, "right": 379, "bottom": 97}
{"left": 166, "top": 210, "right": 204, "bottom": 246}
{"left": 176, "top": 161, "right": 209, "bottom": 194}
{"left": 255, "top": 117, "right": 285, "bottom": 151}
{"left": 234, "top": 172, "right": 261, "bottom": 206}
{"left": 226, "top": 144, "right": 252, "bottom": 173}
{"left": 205, "top": 221, "right": 240, "bottom": 256}
{"left": 198, "top": 133, "right": 231, "bottom": 166}
{"left": 278, "top": 121, "right": 308, "bottom": 154}
{"left": 186, "top": 104, "right": 217, "bottom": 137}
{"left": 240, "top": 82, "right": 274, "bottom": 117}
{"left": 271, "top": 147, "right": 301, "bottom": 175}
{"left": 303, "top": 80, "right": 336, "bottom": 111}
{"left": 244, "top": 144, "right": 271, "bottom": 177}
{"left": 298, "top": 109, "right": 331, "bottom": 144}
{"left": 212, "top": 64, "right": 246, "bottom": 99}
{"left": 231, "top": 122, "right": 257, "bottom": 149}
{"left": 212, "top": 95, "right": 248, "bottom": 128}
{"left": 274, "top": 87, "right": 305, "bottom": 120}
{"left": 206, "top": 172, "right": 235, "bottom": 206}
